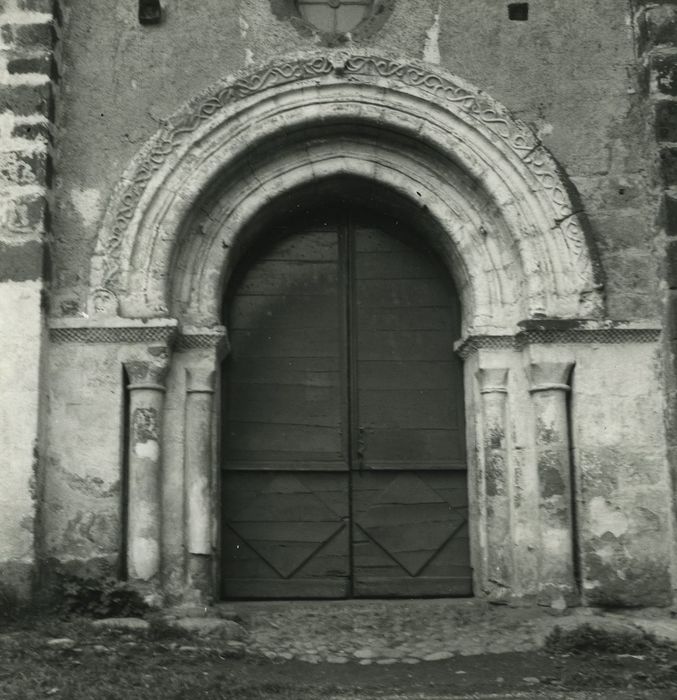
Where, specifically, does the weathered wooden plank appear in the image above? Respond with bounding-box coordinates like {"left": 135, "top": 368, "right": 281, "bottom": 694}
{"left": 230, "top": 295, "right": 341, "bottom": 330}
{"left": 228, "top": 357, "right": 340, "bottom": 386}
{"left": 356, "top": 329, "right": 455, "bottom": 362}
{"left": 262, "top": 230, "right": 339, "bottom": 262}
{"left": 227, "top": 384, "right": 341, "bottom": 427}
{"left": 356, "top": 251, "right": 441, "bottom": 280}
{"left": 225, "top": 421, "right": 342, "bottom": 454}
{"left": 236, "top": 260, "right": 338, "bottom": 296}
{"left": 352, "top": 576, "right": 472, "bottom": 597}
{"left": 223, "top": 578, "right": 350, "bottom": 599}
{"left": 223, "top": 458, "right": 348, "bottom": 471}
{"left": 356, "top": 279, "right": 455, "bottom": 308}
{"left": 358, "top": 388, "right": 458, "bottom": 428}
{"left": 356, "top": 306, "right": 456, "bottom": 332}
{"left": 229, "top": 329, "right": 341, "bottom": 359}
{"left": 359, "top": 428, "right": 465, "bottom": 464}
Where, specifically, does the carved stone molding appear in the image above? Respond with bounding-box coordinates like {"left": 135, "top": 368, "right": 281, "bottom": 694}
{"left": 456, "top": 325, "right": 661, "bottom": 359}
{"left": 176, "top": 327, "right": 229, "bottom": 353}
{"left": 90, "top": 50, "right": 603, "bottom": 329}
{"left": 49, "top": 318, "right": 178, "bottom": 345}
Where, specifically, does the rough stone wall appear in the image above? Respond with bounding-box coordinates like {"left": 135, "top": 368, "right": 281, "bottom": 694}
{"left": 0, "top": 0, "right": 54, "bottom": 599}
{"left": 639, "top": 0, "right": 677, "bottom": 595}
{"left": 30, "top": 1, "right": 676, "bottom": 606}
{"left": 52, "top": 0, "right": 657, "bottom": 323}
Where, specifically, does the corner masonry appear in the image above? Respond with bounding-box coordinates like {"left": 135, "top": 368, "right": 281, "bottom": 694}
{"left": 0, "top": 0, "right": 54, "bottom": 601}
{"left": 635, "top": 0, "right": 677, "bottom": 601}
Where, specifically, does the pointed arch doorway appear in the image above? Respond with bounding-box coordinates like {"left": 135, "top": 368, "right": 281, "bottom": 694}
{"left": 221, "top": 197, "right": 471, "bottom": 599}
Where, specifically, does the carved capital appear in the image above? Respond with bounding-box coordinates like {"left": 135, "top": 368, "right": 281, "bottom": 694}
{"left": 528, "top": 361, "right": 574, "bottom": 393}
{"left": 125, "top": 347, "right": 170, "bottom": 390}
{"left": 186, "top": 367, "right": 216, "bottom": 394}
{"left": 477, "top": 368, "right": 509, "bottom": 394}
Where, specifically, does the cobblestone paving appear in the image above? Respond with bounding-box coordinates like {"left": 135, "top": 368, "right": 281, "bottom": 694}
{"left": 225, "top": 599, "right": 569, "bottom": 665}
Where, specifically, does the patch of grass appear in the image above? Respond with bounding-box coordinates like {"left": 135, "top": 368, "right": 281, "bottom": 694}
{"left": 545, "top": 623, "right": 672, "bottom": 656}
{"left": 61, "top": 576, "right": 149, "bottom": 619}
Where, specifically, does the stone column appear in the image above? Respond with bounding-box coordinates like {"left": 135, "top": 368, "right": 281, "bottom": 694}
{"left": 178, "top": 326, "right": 228, "bottom": 601}
{"left": 124, "top": 348, "right": 170, "bottom": 583}
{"left": 529, "top": 361, "right": 576, "bottom": 605}
{"left": 184, "top": 366, "right": 217, "bottom": 598}
{"left": 477, "top": 368, "right": 512, "bottom": 600}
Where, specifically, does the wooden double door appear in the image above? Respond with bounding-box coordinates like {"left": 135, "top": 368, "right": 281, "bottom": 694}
{"left": 221, "top": 208, "right": 471, "bottom": 598}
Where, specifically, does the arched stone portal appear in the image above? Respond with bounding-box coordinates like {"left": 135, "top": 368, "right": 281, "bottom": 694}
{"left": 49, "top": 52, "right": 671, "bottom": 608}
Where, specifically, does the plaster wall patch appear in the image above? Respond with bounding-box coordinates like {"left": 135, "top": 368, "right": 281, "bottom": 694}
{"left": 134, "top": 439, "right": 160, "bottom": 462}
{"left": 423, "top": 4, "right": 441, "bottom": 64}
{"left": 589, "top": 496, "right": 629, "bottom": 538}
{"left": 71, "top": 188, "right": 103, "bottom": 231}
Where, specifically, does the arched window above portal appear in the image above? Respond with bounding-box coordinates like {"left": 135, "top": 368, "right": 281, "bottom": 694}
{"left": 296, "top": 0, "right": 374, "bottom": 33}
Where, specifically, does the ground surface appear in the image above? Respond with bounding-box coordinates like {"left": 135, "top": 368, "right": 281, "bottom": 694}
{"left": 2, "top": 601, "right": 677, "bottom": 699}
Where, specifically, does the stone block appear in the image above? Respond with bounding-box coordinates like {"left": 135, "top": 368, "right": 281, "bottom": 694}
{"left": 638, "top": 5, "right": 677, "bottom": 54}
{"left": 0, "top": 193, "right": 48, "bottom": 235}
{"left": 661, "top": 147, "right": 677, "bottom": 186}
{"left": 11, "top": 120, "right": 50, "bottom": 142}
{"left": 7, "top": 54, "right": 51, "bottom": 75}
{"left": 652, "top": 53, "right": 677, "bottom": 97}
{"left": 0, "top": 240, "right": 43, "bottom": 281}
{"left": 656, "top": 101, "right": 677, "bottom": 142}
{"left": 0, "top": 82, "right": 51, "bottom": 117}
{"left": 666, "top": 192, "right": 677, "bottom": 237}
{"left": 17, "top": 0, "right": 54, "bottom": 11}
{"left": 1, "top": 22, "right": 53, "bottom": 51}
{"left": 667, "top": 239, "right": 677, "bottom": 288}
{"left": 666, "top": 291, "right": 677, "bottom": 339}
{"left": 0, "top": 149, "right": 47, "bottom": 188}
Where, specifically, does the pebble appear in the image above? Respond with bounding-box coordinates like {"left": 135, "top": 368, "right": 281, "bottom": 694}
{"left": 376, "top": 658, "right": 397, "bottom": 665}
{"left": 299, "top": 654, "right": 321, "bottom": 664}
{"left": 358, "top": 659, "right": 373, "bottom": 665}
{"left": 46, "top": 638, "right": 76, "bottom": 650}
{"left": 169, "top": 618, "right": 245, "bottom": 640}
{"left": 327, "top": 654, "right": 349, "bottom": 664}
{"left": 353, "top": 648, "right": 377, "bottom": 659}
{"left": 523, "top": 677, "right": 540, "bottom": 685}
{"left": 423, "top": 651, "right": 454, "bottom": 662}
{"left": 91, "top": 618, "right": 150, "bottom": 632}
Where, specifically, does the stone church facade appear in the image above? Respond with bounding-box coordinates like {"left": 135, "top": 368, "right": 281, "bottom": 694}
{"left": 1, "top": 0, "right": 677, "bottom": 610}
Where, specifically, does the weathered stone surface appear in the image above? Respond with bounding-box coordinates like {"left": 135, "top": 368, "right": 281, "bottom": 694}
{"left": 0, "top": 0, "right": 675, "bottom": 617}
{"left": 46, "top": 638, "right": 76, "bottom": 650}
{"left": 169, "top": 618, "right": 245, "bottom": 640}
{"left": 90, "top": 618, "right": 150, "bottom": 632}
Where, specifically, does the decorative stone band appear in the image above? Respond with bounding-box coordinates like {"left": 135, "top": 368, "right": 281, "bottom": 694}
{"left": 48, "top": 318, "right": 229, "bottom": 352}
{"left": 96, "top": 51, "right": 596, "bottom": 295}
{"left": 176, "top": 327, "right": 229, "bottom": 353}
{"left": 49, "top": 317, "right": 178, "bottom": 344}
{"left": 479, "top": 385, "right": 509, "bottom": 395}
{"left": 455, "top": 324, "right": 661, "bottom": 359}
{"left": 529, "top": 383, "right": 572, "bottom": 393}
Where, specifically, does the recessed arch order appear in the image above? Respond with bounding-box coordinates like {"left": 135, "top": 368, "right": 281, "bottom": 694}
{"left": 89, "top": 52, "right": 604, "bottom": 336}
